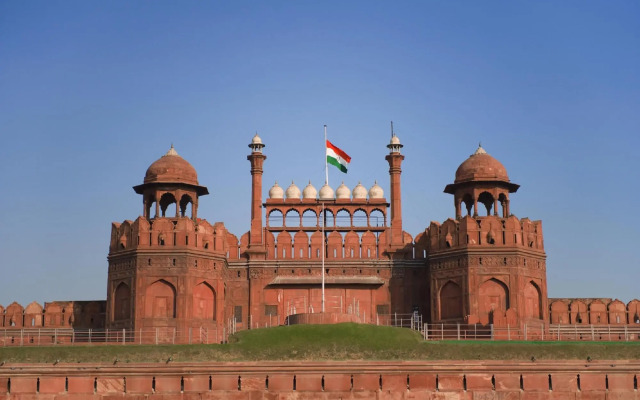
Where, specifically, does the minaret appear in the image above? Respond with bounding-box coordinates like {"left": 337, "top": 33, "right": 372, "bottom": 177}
{"left": 385, "top": 129, "right": 404, "bottom": 249}
{"left": 247, "top": 134, "right": 266, "bottom": 253}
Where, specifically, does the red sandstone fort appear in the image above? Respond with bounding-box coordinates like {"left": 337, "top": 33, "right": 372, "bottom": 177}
{"left": 1, "top": 134, "right": 638, "bottom": 339}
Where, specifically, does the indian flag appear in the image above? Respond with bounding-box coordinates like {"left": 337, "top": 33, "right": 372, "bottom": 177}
{"left": 326, "top": 140, "right": 351, "bottom": 173}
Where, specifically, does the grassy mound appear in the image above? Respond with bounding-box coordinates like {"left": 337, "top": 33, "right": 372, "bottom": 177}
{"left": 0, "top": 323, "right": 638, "bottom": 364}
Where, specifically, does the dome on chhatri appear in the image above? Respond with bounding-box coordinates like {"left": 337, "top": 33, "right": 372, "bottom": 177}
{"left": 369, "top": 181, "right": 384, "bottom": 199}
{"left": 251, "top": 133, "right": 263, "bottom": 145}
{"left": 302, "top": 181, "right": 317, "bottom": 199}
{"left": 269, "top": 181, "right": 284, "bottom": 199}
{"left": 319, "top": 183, "right": 334, "bottom": 200}
{"left": 454, "top": 144, "right": 510, "bottom": 184}
{"left": 144, "top": 145, "right": 199, "bottom": 186}
{"left": 285, "top": 181, "right": 301, "bottom": 199}
{"left": 352, "top": 182, "right": 367, "bottom": 199}
{"left": 335, "top": 182, "right": 351, "bottom": 199}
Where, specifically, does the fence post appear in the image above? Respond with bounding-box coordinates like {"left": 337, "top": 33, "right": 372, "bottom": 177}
{"left": 541, "top": 324, "right": 544, "bottom": 341}
{"left": 139, "top": 328, "right": 142, "bottom": 345}
{"left": 88, "top": 329, "right": 91, "bottom": 344}
{"left": 491, "top": 324, "right": 494, "bottom": 340}
{"left": 608, "top": 325, "right": 611, "bottom": 341}
{"left": 394, "top": 313, "right": 397, "bottom": 326}
{"left": 155, "top": 328, "right": 158, "bottom": 345}
{"left": 457, "top": 323, "right": 460, "bottom": 340}
{"left": 507, "top": 324, "right": 510, "bottom": 341}
{"left": 122, "top": 329, "right": 126, "bottom": 345}
{"left": 189, "top": 327, "right": 192, "bottom": 344}
{"left": 524, "top": 324, "right": 527, "bottom": 341}
{"left": 625, "top": 325, "right": 628, "bottom": 342}
{"left": 591, "top": 325, "right": 595, "bottom": 341}
{"left": 424, "top": 323, "right": 428, "bottom": 340}
{"left": 20, "top": 329, "right": 23, "bottom": 346}
{"left": 441, "top": 324, "right": 444, "bottom": 340}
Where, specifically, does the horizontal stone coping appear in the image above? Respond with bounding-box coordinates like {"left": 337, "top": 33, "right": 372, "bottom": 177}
{"left": 268, "top": 276, "right": 385, "bottom": 285}
{"left": 0, "top": 360, "right": 638, "bottom": 376}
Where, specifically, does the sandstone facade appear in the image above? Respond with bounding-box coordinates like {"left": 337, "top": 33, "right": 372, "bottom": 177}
{"left": 1, "top": 135, "right": 638, "bottom": 336}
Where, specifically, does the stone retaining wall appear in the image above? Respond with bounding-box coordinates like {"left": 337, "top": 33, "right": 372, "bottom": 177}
{"left": 0, "top": 360, "right": 637, "bottom": 399}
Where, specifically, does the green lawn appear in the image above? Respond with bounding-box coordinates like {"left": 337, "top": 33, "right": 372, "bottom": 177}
{"left": 0, "top": 323, "right": 638, "bottom": 363}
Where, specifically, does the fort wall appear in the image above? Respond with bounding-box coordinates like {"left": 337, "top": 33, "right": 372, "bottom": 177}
{"left": 0, "top": 360, "right": 637, "bottom": 399}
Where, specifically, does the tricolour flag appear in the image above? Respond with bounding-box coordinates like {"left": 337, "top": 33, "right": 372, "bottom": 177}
{"left": 326, "top": 140, "right": 351, "bottom": 173}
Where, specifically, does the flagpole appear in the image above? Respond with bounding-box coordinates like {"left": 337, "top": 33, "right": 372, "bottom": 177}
{"left": 321, "top": 124, "right": 327, "bottom": 313}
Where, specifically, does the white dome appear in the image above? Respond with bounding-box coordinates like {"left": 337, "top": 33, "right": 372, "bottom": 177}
{"left": 319, "top": 183, "right": 334, "bottom": 200}
{"left": 285, "top": 181, "right": 301, "bottom": 199}
{"left": 251, "top": 133, "right": 263, "bottom": 145}
{"left": 336, "top": 182, "right": 351, "bottom": 199}
{"left": 269, "top": 182, "right": 284, "bottom": 199}
{"left": 352, "top": 182, "right": 367, "bottom": 199}
{"left": 369, "top": 181, "right": 384, "bottom": 199}
{"left": 302, "top": 181, "right": 317, "bottom": 199}
{"left": 390, "top": 134, "right": 401, "bottom": 145}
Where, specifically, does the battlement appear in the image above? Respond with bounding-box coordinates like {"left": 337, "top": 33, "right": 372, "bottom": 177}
{"left": 109, "top": 216, "right": 244, "bottom": 260}
{"left": 423, "top": 215, "right": 544, "bottom": 253}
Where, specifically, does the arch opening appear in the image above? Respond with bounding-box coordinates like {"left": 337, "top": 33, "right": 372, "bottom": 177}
{"left": 144, "top": 280, "right": 176, "bottom": 318}
{"left": 159, "top": 193, "right": 178, "bottom": 217}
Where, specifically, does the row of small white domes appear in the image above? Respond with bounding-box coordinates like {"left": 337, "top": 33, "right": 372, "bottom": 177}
{"left": 269, "top": 181, "right": 384, "bottom": 200}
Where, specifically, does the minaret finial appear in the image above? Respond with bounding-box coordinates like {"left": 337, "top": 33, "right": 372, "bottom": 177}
{"left": 165, "top": 144, "right": 178, "bottom": 156}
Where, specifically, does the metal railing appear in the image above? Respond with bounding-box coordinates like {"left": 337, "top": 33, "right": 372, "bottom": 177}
{"left": 4, "top": 320, "right": 638, "bottom": 347}
{"left": 0, "top": 319, "right": 238, "bottom": 347}
{"left": 421, "top": 323, "right": 640, "bottom": 341}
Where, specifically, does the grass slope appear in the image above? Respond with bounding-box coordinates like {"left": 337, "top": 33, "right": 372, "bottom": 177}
{"left": 0, "top": 323, "right": 638, "bottom": 364}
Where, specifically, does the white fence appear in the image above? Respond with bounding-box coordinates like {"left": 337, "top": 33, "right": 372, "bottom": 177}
{"left": 422, "top": 323, "right": 640, "bottom": 341}
{"left": 0, "top": 318, "right": 238, "bottom": 347}
{"left": 3, "top": 320, "right": 639, "bottom": 347}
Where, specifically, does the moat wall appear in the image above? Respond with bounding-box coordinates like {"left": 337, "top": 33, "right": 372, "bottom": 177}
{"left": 0, "top": 360, "right": 638, "bottom": 399}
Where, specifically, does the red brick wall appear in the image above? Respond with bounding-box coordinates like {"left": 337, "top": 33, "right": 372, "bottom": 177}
{"left": 0, "top": 360, "right": 637, "bottom": 399}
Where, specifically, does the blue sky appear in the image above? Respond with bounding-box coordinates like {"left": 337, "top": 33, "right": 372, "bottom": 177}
{"left": 0, "top": 1, "right": 638, "bottom": 306}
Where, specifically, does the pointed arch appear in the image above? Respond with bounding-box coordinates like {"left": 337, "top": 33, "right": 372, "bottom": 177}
{"left": 440, "top": 281, "right": 463, "bottom": 320}
{"left": 477, "top": 191, "right": 495, "bottom": 216}
{"left": 352, "top": 209, "right": 367, "bottom": 226}
{"left": 159, "top": 192, "right": 177, "bottom": 217}
{"left": 193, "top": 282, "right": 216, "bottom": 320}
{"left": 145, "top": 280, "right": 176, "bottom": 318}
{"left": 113, "top": 282, "right": 131, "bottom": 321}
{"left": 284, "top": 209, "right": 300, "bottom": 227}
{"left": 523, "top": 281, "right": 542, "bottom": 319}
{"left": 267, "top": 209, "right": 283, "bottom": 227}
{"left": 461, "top": 193, "right": 473, "bottom": 216}
{"left": 179, "top": 194, "right": 194, "bottom": 217}
{"left": 478, "top": 278, "right": 509, "bottom": 320}
{"left": 301, "top": 209, "right": 318, "bottom": 227}
{"left": 335, "top": 209, "right": 351, "bottom": 227}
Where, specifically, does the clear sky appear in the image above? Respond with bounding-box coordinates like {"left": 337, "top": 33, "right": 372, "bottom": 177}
{"left": 1, "top": 1, "right": 639, "bottom": 307}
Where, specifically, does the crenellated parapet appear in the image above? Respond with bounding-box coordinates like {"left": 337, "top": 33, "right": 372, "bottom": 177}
{"left": 549, "top": 298, "right": 640, "bottom": 325}
{"left": 426, "top": 215, "right": 544, "bottom": 253}
{"left": 0, "top": 301, "right": 105, "bottom": 329}
{"left": 109, "top": 216, "right": 241, "bottom": 257}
